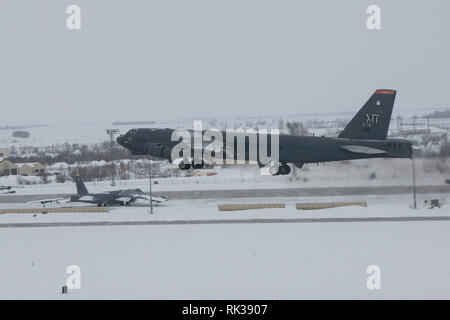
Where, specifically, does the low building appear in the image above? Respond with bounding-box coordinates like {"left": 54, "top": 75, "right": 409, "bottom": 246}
{"left": 0, "top": 160, "right": 18, "bottom": 176}
{"left": 31, "top": 163, "right": 47, "bottom": 175}
{"left": 0, "top": 148, "right": 10, "bottom": 158}
{"left": 17, "top": 163, "right": 33, "bottom": 176}
{"left": 0, "top": 160, "right": 47, "bottom": 176}
{"left": 16, "top": 163, "right": 48, "bottom": 176}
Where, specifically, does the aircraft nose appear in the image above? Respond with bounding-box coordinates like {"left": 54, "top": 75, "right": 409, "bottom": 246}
{"left": 116, "top": 135, "right": 126, "bottom": 145}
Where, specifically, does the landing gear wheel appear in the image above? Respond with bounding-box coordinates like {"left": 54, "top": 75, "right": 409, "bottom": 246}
{"left": 279, "top": 164, "right": 291, "bottom": 175}
{"left": 178, "top": 160, "right": 191, "bottom": 170}
{"left": 269, "top": 165, "right": 280, "bottom": 176}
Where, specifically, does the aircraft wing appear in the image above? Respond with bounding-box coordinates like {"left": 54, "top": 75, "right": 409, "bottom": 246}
{"left": 117, "top": 189, "right": 168, "bottom": 203}
{"left": 116, "top": 196, "right": 133, "bottom": 203}
{"left": 341, "top": 145, "right": 387, "bottom": 155}
{"left": 171, "top": 144, "right": 234, "bottom": 164}
{"left": 27, "top": 197, "right": 70, "bottom": 205}
{"left": 78, "top": 195, "right": 97, "bottom": 202}
{"left": 133, "top": 194, "right": 168, "bottom": 203}
{"left": 117, "top": 189, "right": 144, "bottom": 197}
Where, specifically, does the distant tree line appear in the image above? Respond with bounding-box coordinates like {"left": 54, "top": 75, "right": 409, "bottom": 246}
{"left": 64, "top": 160, "right": 163, "bottom": 182}
{"left": 8, "top": 141, "right": 143, "bottom": 165}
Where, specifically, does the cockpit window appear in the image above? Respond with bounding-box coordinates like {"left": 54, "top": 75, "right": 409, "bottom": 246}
{"left": 126, "top": 129, "right": 137, "bottom": 141}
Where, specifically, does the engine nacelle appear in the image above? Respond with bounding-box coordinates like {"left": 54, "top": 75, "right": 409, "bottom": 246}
{"left": 148, "top": 145, "right": 172, "bottom": 159}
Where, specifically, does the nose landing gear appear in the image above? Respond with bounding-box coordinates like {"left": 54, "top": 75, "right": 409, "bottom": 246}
{"left": 279, "top": 164, "right": 291, "bottom": 175}
{"left": 178, "top": 160, "right": 191, "bottom": 170}
{"left": 178, "top": 159, "right": 205, "bottom": 170}
{"left": 192, "top": 160, "right": 205, "bottom": 170}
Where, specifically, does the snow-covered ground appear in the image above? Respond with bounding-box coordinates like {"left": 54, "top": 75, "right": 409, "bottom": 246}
{"left": 0, "top": 116, "right": 449, "bottom": 299}
{"left": 0, "top": 193, "right": 450, "bottom": 299}
{"left": 0, "top": 193, "right": 448, "bottom": 223}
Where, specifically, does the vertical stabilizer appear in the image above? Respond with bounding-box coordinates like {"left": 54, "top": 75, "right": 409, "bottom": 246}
{"left": 74, "top": 175, "right": 89, "bottom": 195}
{"left": 338, "top": 89, "right": 396, "bottom": 140}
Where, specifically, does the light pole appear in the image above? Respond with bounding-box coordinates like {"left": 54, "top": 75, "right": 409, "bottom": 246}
{"left": 148, "top": 146, "right": 153, "bottom": 214}
{"left": 412, "top": 157, "right": 417, "bottom": 209}
{"left": 106, "top": 129, "right": 120, "bottom": 186}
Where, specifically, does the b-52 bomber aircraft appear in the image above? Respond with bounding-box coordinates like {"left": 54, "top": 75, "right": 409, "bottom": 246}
{"left": 117, "top": 89, "right": 413, "bottom": 175}
{"left": 35, "top": 175, "right": 167, "bottom": 207}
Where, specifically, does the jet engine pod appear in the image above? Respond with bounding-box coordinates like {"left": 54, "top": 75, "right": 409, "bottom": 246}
{"left": 148, "top": 145, "right": 172, "bottom": 159}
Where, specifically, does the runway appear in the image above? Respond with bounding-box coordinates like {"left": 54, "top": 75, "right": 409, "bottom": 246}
{"left": 1, "top": 184, "right": 449, "bottom": 203}
{"left": 1, "top": 215, "right": 450, "bottom": 228}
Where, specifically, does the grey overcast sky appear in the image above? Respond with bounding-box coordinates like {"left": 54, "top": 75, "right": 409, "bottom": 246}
{"left": 0, "top": 0, "right": 449, "bottom": 125}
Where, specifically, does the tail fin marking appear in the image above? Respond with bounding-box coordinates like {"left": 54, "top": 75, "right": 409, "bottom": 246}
{"left": 338, "top": 89, "right": 396, "bottom": 140}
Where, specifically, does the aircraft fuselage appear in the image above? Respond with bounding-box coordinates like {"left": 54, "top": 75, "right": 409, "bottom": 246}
{"left": 116, "top": 128, "right": 412, "bottom": 166}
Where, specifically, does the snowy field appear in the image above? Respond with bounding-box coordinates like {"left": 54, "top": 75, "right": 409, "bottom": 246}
{"left": 0, "top": 193, "right": 448, "bottom": 223}
{"left": 1, "top": 193, "right": 450, "bottom": 299}
{"left": 0, "top": 118, "right": 449, "bottom": 299}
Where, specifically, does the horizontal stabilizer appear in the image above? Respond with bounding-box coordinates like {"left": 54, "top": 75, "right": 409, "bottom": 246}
{"left": 341, "top": 145, "right": 387, "bottom": 154}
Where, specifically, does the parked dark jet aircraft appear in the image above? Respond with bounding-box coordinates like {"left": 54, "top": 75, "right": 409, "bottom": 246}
{"left": 117, "top": 89, "right": 413, "bottom": 175}
{"left": 35, "top": 176, "right": 167, "bottom": 207}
